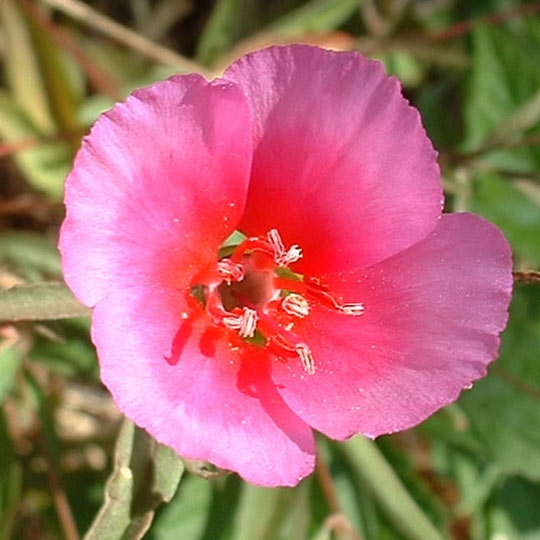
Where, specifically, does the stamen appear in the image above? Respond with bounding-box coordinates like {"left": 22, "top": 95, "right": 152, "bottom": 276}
{"left": 258, "top": 314, "right": 316, "bottom": 375}
{"left": 267, "top": 229, "right": 302, "bottom": 267}
{"left": 281, "top": 293, "right": 310, "bottom": 318}
{"left": 296, "top": 343, "right": 315, "bottom": 375}
{"left": 239, "top": 308, "right": 258, "bottom": 338}
{"left": 305, "top": 277, "right": 364, "bottom": 317}
{"left": 278, "top": 245, "right": 302, "bottom": 267}
{"left": 338, "top": 303, "right": 365, "bottom": 316}
{"left": 190, "top": 227, "right": 361, "bottom": 375}
{"left": 222, "top": 307, "right": 258, "bottom": 338}
{"left": 267, "top": 228, "right": 285, "bottom": 254}
{"left": 217, "top": 258, "right": 245, "bottom": 283}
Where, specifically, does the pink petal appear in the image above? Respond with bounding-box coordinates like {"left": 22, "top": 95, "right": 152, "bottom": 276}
{"left": 59, "top": 74, "right": 252, "bottom": 307}
{"left": 225, "top": 45, "right": 442, "bottom": 274}
{"left": 92, "top": 285, "right": 316, "bottom": 487}
{"left": 271, "top": 214, "right": 512, "bottom": 439}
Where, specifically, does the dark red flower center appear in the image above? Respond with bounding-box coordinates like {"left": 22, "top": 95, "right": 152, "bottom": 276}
{"left": 183, "top": 229, "right": 364, "bottom": 374}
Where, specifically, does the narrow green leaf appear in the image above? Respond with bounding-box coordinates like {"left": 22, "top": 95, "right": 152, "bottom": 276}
{"left": 151, "top": 475, "right": 213, "bottom": 540}
{"left": 23, "top": 5, "right": 81, "bottom": 138}
{"left": 0, "top": 232, "right": 62, "bottom": 279}
{"left": 0, "top": 345, "right": 20, "bottom": 404}
{"left": 0, "top": 92, "right": 71, "bottom": 197}
{"left": 0, "top": 282, "right": 90, "bottom": 322}
{"left": 0, "top": 0, "right": 56, "bottom": 133}
{"left": 342, "top": 436, "right": 445, "bottom": 540}
{"left": 0, "top": 411, "right": 22, "bottom": 540}
{"left": 85, "top": 419, "right": 185, "bottom": 540}
{"left": 471, "top": 172, "right": 540, "bottom": 266}
{"left": 480, "top": 87, "right": 540, "bottom": 151}
{"left": 234, "top": 484, "right": 295, "bottom": 540}
{"left": 196, "top": 0, "right": 251, "bottom": 65}
{"left": 310, "top": 524, "right": 332, "bottom": 540}
{"left": 463, "top": 23, "right": 540, "bottom": 173}
{"left": 1, "top": 0, "right": 81, "bottom": 136}
{"left": 265, "top": 0, "right": 361, "bottom": 38}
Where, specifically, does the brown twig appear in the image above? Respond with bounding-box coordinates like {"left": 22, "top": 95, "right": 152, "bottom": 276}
{"left": 442, "top": 134, "right": 540, "bottom": 168}
{"left": 37, "top": 430, "right": 81, "bottom": 540}
{"left": 429, "top": 1, "right": 540, "bottom": 42}
{"left": 39, "top": 0, "right": 207, "bottom": 75}
{"left": 513, "top": 270, "right": 540, "bottom": 284}
{"left": 316, "top": 451, "right": 364, "bottom": 540}
{"left": 316, "top": 452, "right": 341, "bottom": 513}
{"left": 492, "top": 365, "right": 540, "bottom": 401}
{"left": 0, "top": 128, "right": 87, "bottom": 159}
{"left": 25, "top": 367, "right": 81, "bottom": 540}
{"left": 0, "top": 194, "right": 62, "bottom": 222}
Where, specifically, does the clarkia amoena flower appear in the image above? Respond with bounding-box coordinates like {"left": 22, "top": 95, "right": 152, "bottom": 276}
{"left": 59, "top": 45, "right": 513, "bottom": 486}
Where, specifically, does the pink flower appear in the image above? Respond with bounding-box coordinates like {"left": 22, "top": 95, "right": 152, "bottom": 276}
{"left": 59, "top": 45, "right": 512, "bottom": 486}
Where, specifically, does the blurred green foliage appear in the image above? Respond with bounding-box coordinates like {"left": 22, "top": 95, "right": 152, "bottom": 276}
{"left": 1, "top": 1, "right": 540, "bottom": 539}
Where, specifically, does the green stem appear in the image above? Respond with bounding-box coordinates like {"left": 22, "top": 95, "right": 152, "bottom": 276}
{"left": 84, "top": 419, "right": 185, "bottom": 540}
{"left": 342, "top": 436, "right": 446, "bottom": 540}
{"left": 0, "top": 282, "right": 90, "bottom": 321}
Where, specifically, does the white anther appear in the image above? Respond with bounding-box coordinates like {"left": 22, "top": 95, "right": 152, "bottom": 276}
{"left": 296, "top": 343, "right": 315, "bottom": 375}
{"left": 277, "top": 245, "right": 302, "bottom": 267}
{"left": 339, "top": 303, "right": 365, "bottom": 316}
{"left": 222, "top": 314, "right": 242, "bottom": 331}
{"left": 239, "top": 308, "right": 258, "bottom": 338}
{"left": 217, "top": 258, "right": 245, "bottom": 283}
{"left": 222, "top": 308, "right": 258, "bottom": 338}
{"left": 267, "top": 229, "right": 285, "bottom": 254}
{"left": 281, "top": 294, "right": 310, "bottom": 318}
{"left": 266, "top": 229, "right": 302, "bottom": 267}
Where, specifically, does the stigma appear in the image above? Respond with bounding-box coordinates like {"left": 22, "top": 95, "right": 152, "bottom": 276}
{"left": 190, "top": 229, "right": 364, "bottom": 374}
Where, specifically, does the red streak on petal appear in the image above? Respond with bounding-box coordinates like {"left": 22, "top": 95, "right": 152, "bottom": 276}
{"left": 304, "top": 276, "right": 344, "bottom": 310}
{"left": 165, "top": 317, "right": 194, "bottom": 366}
{"left": 199, "top": 325, "right": 221, "bottom": 358}
{"left": 164, "top": 308, "right": 203, "bottom": 366}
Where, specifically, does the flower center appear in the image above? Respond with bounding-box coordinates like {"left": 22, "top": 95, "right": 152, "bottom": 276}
{"left": 188, "top": 229, "right": 364, "bottom": 374}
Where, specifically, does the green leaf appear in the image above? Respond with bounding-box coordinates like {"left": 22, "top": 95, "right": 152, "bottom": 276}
{"left": 265, "top": 0, "right": 361, "bottom": 38}
{"left": 378, "top": 51, "right": 424, "bottom": 88}
{"left": 486, "top": 476, "right": 540, "bottom": 540}
{"left": 2, "top": 0, "right": 81, "bottom": 133}
{"left": 0, "top": 92, "right": 72, "bottom": 198}
{"left": 0, "top": 411, "right": 22, "bottom": 540}
{"left": 29, "top": 318, "right": 96, "bottom": 377}
{"left": 150, "top": 475, "right": 213, "bottom": 540}
{"left": 341, "top": 436, "right": 445, "bottom": 540}
{"left": 196, "top": 0, "right": 255, "bottom": 66}
{"left": 0, "top": 282, "right": 90, "bottom": 322}
{"left": 471, "top": 171, "right": 540, "bottom": 266}
{"left": 459, "top": 285, "right": 540, "bottom": 481}
{"left": 234, "top": 484, "right": 296, "bottom": 540}
{"left": 0, "top": 232, "right": 62, "bottom": 279}
{"left": 463, "top": 22, "right": 540, "bottom": 173}
{"left": 85, "top": 419, "right": 185, "bottom": 540}
{"left": 0, "top": 0, "right": 56, "bottom": 133}
{"left": 480, "top": 87, "right": 540, "bottom": 151}
{"left": 0, "top": 344, "right": 20, "bottom": 404}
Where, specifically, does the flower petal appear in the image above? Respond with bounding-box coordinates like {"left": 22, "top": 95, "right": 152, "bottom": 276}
{"left": 60, "top": 74, "right": 252, "bottom": 307}
{"left": 225, "top": 45, "right": 442, "bottom": 273}
{"left": 271, "top": 213, "right": 513, "bottom": 439}
{"left": 92, "top": 285, "right": 316, "bottom": 487}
